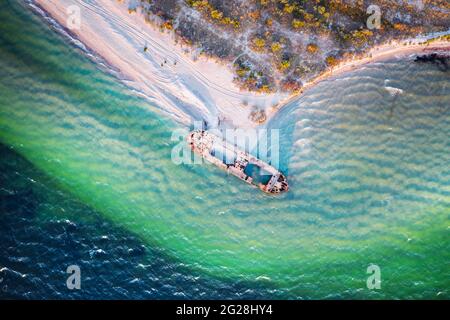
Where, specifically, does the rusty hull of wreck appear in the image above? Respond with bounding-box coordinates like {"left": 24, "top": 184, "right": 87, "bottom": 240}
{"left": 187, "top": 130, "right": 289, "bottom": 194}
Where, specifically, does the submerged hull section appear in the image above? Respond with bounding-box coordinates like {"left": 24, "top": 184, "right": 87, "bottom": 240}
{"left": 187, "top": 130, "right": 288, "bottom": 194}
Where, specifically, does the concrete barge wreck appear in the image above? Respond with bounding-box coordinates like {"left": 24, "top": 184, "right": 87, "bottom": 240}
{"left": 187, "top": 130, "right": 289, "bottom": 194}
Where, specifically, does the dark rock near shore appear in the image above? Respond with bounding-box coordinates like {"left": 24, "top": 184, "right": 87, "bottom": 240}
{"left": 415, "top": 53, "right": 450, "bottom": 72}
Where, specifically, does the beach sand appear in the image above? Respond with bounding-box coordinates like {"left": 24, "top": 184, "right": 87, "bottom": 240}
{"left": 33, "top": 0, "right": 449, "bottom": 128}
{"left": 33, "top": 0, "right": 290, "bottom": 128}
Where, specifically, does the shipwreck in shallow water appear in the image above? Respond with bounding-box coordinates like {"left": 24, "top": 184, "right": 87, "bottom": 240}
{"left": 187, "top": 130, "right": 289, "bottom": 194}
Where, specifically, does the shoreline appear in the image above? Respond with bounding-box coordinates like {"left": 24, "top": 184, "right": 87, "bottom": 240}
{"left": 32, "top": 0, "right": 449, "bottom": 129}
{"left": 32, "top": 0, "right": 289, "bottom": 129}
{"left": 272, "top": 39, "right": 450, "bottom": 117}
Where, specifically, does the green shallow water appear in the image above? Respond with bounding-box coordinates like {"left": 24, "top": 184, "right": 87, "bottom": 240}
{"left": 0, "top": 0, "right": 449, "bottom": 298}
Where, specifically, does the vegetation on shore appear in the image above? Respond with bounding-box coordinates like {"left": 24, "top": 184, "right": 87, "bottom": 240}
{"left": 130, "top": 0, "right": 449, "bottom": 93}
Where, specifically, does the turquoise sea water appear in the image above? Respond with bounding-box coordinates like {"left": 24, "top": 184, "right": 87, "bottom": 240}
{"left": 0, "top": 0, "right": 449, "bottom": 299}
